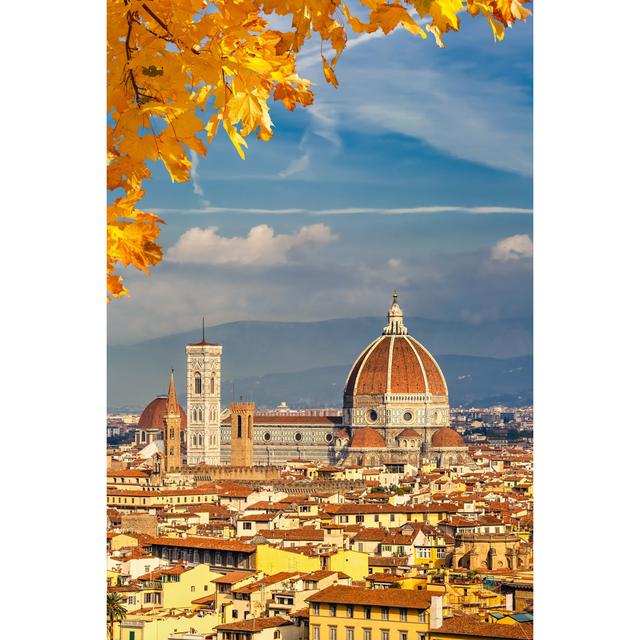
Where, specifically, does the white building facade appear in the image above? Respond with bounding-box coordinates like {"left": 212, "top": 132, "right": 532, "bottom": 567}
{"left": 186, "top": 337, "right": 222, "bottom": 465}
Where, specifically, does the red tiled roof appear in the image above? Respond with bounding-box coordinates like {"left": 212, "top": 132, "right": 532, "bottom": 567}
{"left": 350, "top": 428, "right": 386, "bottom": 449}
{"left": 211, "top": 570, "right": 255, "bottom": 584}
{"left": 408, "top": 336, "right": 447, "bottom": 395}
{"left": 137, "top": 395, "right": 187, "bottom": 430}
{"left": 435, "top": 615, "right": 533, "bottom": 638}
{"left": 391, "top": 336, "right": 425, "bottom": 393}
{"left": 306, "top": 585, "right": 432, "bottom": 609}
{"left": 431, "top": 427, "right": 465, "bottom": 448}
{"left": 192, "top": 593, "right": 217, "bottom": 605}
{"left": 149, "top": 536, "right": 255, "bottom": 553}
{"left": 397, "top": 428, "right": 420, "bottom": 438}
{"left": 345, "top": 335, "right": 447, "bottom": 397}
{"left": 216, "top": 616, "right": 293, "bottom": 632}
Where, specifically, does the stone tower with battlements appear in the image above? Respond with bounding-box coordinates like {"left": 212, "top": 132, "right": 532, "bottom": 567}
{"left": 230, "top": 401, "right": 255, "bottom": 467}
{"left": 163, "top": 370, "right": 183, "bottom": 472}
{"left": 186, "top": 322, "right": 222, "bottom": 466}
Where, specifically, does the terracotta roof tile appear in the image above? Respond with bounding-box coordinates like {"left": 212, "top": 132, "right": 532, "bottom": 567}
{"left": 391, "top": 337, "right": 426, "bottom": 393}
{"left": 137, "top": 395, "right": 187, "bottom": 430}
{"left": 307, "top": 585, "right": 432, "bottom": 609}
{"left": 216, "top": 616, "right": 293, "bottom": 633}
{"left": 436, "top": 615, "right": 533, "bottom": 638}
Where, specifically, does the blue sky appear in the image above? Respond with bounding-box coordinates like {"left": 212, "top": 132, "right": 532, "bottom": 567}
{"left": 108, "top": 13, "right": 532, "bottom": 344}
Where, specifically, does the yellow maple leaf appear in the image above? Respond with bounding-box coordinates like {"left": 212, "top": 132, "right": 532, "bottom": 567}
{"left": 322, "top": 56, "right": 339, "bottom": 87}
{"left": 371, "top": 4, "right": 427, "bottom": 38}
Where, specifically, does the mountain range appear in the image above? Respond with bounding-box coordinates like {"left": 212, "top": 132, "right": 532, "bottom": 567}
{"left": 108, "top": 316, "right": 532, "bottom": 411}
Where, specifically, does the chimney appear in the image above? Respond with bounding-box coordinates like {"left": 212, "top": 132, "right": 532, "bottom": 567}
{"left": 505, "top": 593, "right": 514, "bottom": 611}
{"left": 430, "top": 595, "right": 443, "bottom": 630}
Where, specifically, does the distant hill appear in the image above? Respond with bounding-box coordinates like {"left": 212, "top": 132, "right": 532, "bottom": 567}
{"left": 219, "top": 355, "right": 533, "bottom": 410}
{"left": 108, "top": 316, "right": 532, "bottom": 411}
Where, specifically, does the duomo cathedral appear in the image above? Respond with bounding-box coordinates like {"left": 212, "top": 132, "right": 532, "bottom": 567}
{"left": 136, "top": 292, "right": 468, "bottom": 470}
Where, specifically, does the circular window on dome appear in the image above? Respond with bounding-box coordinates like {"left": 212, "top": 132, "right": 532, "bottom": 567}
{"left": 294, "top": 432, "right": 303, "bottom": 442}
{"left": 403, "top": 411, "right": 413, "bottom": 422}
{"left": 325, "top": 433, "right": 333, "bottom": 443}
{"left": 263, "top": 432, "right": 271, "bottom": 442}
{"left": 367, "top": 409, "right": 378, "bottom": 423}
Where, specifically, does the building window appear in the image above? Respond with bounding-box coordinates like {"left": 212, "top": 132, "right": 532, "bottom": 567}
{"left": 210, "top": 376, "right": 215, "bottom": 394}
{"left": 274, "top": 632, "right": 281, "bottom": 639}
{"left": 400, "top": 609, "right": 407, "bottom": 622}
{"left": 312, "top": 626, "right": 320, "bottom": 640}
{"left": 382, "top": 630, "right": 389, "bottom": 640}
{"left": 312, "top": 604, "right": 320, "bottom": 616}
{"left": 242, "top": 522, "right": 252, "bottom": 530}
{"left": 355, "top": 515, "right": 364, "bottom": 523}
{"left": 326, "top": 433, "right": 333, "bottom": 443}
{"left": 195, "top": 373, "right": 202, "bottom": 395}
{"left": 400, "top": 633, "right": 407, "bottom": 640}
{"left": 294, "top": 432, "right": 303, "bottom": 442}
{"left": 347, "top": 606, "right": 354, "bottom": 618}
{"left": 330, "top": 605, "right": 337, "bottom": 617}
{"left": 330, "top": 627, "right": 337, "bottom": 640}
{"left": 364, "top": 630, "right": 372, "bottom": 640}
{"left": 129, "top": 632, "right": 136, "bottom": 640}
{"left": 237, "top": 415, "right": 242, "bottom": 438}
{"left": 347, "top": 628, "right": 354, "bottom": 640}
{"left": 264, "top": 432, "right": 271, "bottom": 442}
{"left": 381, "top": 608, "right": 389, "bottom": 621}
{"left": 403, "top": 411, "right": 413, "bottom": 422}
{"left": 367, "top": 409, "right": 378, "bottom": 422}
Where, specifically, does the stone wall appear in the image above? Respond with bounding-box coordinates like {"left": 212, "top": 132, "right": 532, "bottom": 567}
{"left": 120, "top": 512, "right": 159, "bottom": 537}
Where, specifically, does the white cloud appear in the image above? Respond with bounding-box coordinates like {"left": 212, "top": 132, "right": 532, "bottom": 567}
{"left": 166, "top": 224, "right": 337, "bottom": 266}
{"left": 490, "top": 234, "right": 533, "bottom": 262}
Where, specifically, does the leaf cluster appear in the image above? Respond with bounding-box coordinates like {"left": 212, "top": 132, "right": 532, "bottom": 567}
{"left": 107, "top": 0, "right": 531, "bottom": 299}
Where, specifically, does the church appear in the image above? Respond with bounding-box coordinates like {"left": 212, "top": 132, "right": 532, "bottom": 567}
{"left": 136, "top": 292, "right": 468, "bottom": 469}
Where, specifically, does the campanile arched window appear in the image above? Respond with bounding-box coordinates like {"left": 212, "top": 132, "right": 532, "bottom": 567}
{"left": 210, "top": 376, "right": 215, "bottom": 394}
{"left": 194, "top": 372, "right": 202, "bottom": 395}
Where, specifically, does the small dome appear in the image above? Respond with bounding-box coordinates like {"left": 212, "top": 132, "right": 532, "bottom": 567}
{"left": 138, "top": 395, "right": 187, "bottom": 430}
{"left": 431, "top": 427, "right": 465, "bottom": 448}
{"left": 350, "top": 428, "right": 387, "bottom": 449}
{"left": 398, "top": 428, "right": 420, "bottom": 438}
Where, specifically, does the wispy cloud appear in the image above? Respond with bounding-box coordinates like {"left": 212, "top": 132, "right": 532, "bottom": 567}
{"left": 279, "top": 152, "right": 311, "bottom": 178}
{"left": 153, "top": 205, "right": 533, "bottom": 216}
{"left": 189, "top": 150, "right": 210, "bottom": 206}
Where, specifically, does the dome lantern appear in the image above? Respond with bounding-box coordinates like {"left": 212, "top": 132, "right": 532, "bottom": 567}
{"left": 383, "top": 289, "right": 408, "bottom": 336}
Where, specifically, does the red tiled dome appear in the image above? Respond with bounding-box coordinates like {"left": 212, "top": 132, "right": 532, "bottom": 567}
{"left": 344, "top": 335, "right": 447, "bottom": 397}
{"left": 350, "top": 428, "right": 387, "bottom": 449}
{"left": 398, "top": 428, "right": 420, "bottom": 438}
{"left": 138, "top": 395, "right": 187, "bottom": 430}
{"left": 431, "top": 427, "right": 465, "bottom": 448}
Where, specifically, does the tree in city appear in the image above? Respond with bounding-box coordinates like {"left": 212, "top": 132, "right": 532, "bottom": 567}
{"left": 107, "top": 0, "right": 531, "bottom": 299}
{"left": 107, "top": 592, "right": 128, "bottom": 640}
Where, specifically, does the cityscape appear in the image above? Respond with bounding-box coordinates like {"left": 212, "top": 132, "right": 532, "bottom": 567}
{"left": 107, "top": 294, "right": 533, "bottom": 640}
